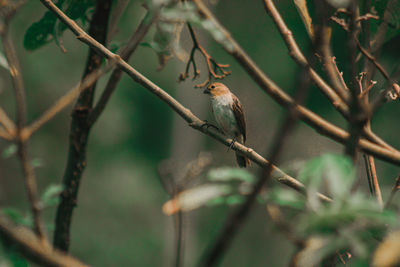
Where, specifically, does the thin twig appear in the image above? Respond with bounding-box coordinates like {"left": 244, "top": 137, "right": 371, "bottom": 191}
{"left": 0, "top": 215, "right": 88, "bottom": 267}
{"left": 88, "top": 10, "right": 158, "bottom": 126}
{"left": 363, "top": 154, "right": 383, "bottom": 208}
{"left": 263, "top": 0, "right": 349, "bottom": 115}
{"left": 179, "top": 23, "right": 231, "bottom": 88}
{"left": 0, "top": 16, "right": 47, "bottom": 243}
{"left": 190, "top": 0, "right": 400, "bottom": 165}
{"left": 40, "top": 0, "right": 400, "bottom": 165}
{"left": 22, "top": 64, "right": 114, "bottom": 141}
{"left": 385, "top": 175, "right": 400, "bottom": 209}
{"left": 355, "top": 38, "right": 390, "bottom": 80}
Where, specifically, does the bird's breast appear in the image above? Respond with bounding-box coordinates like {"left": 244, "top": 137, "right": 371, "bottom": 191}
{"left": 211, "top": 97, "right": 239, "bottom": 138}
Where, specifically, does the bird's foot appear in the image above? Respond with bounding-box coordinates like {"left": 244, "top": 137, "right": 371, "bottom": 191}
{"left": 227, "top": 138, "right": 236, "bottom": 152}
{"left": 201, "top": 120, "right": 220, "bottom": 132}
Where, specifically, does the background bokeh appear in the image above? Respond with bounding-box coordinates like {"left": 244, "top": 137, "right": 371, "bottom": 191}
{"left": 0, "top": 0, "right": 399, "bottom": 266}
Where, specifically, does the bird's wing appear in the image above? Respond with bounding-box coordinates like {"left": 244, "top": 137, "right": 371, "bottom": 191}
{"left": 231, "top": 94, "right": 247, "bottom": 142}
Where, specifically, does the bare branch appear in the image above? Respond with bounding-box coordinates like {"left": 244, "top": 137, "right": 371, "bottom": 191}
{"left": 363, "top": 154, "right": 383, "bottom": 208}
{"left": 0, "top": 14, "right": 47, "bottom": 243}
{"left": 22, "top": 65, "right": 114, "bottom": 141}
{"left": 89, "top": 10, "right": 158, "bottom": 126}
{"left": 0, "top": 215, "right": 88, "bottom": 267}
{"left": 179, "top": 23, "right": 231, "bottom": 88}
{"left": 263, "top": 0, "right": 350, "bottom": 114}
{"left": 52, "top": 0, "right": 113, "bottom": 252}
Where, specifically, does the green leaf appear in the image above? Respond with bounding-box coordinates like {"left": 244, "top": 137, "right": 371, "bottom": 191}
{"left": 41, "top": 184, "right": 64, "bottom": 208}
{"left": 207, "top": 167, "right": 255, "bottom": 183}
{"left": 23, "top": 1, "right": 64, "bottom": 51}
{"left": 268, "top": 188, "right": 305, "bottom": 209}
{"left": 1, "top": 208, "right": 24, "bottom": 224}
{"left": 225, "top": 195, "right": 245, "bottom": 205}
{"left": 1, "top": 208, "right": 32, "bottom": 227}
{"left": 2, "top": 144, "right": 17, "bottom": 158}
{"left": 23, "top": 0, "right": 95, "bottom": 51}
{"left": 299, "top": 154, "right": 355, "bottom": 200}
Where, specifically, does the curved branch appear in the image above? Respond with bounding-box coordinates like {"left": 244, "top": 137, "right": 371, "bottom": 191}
{"left": 0, "top": 215, "right": 88, "bottom": 267}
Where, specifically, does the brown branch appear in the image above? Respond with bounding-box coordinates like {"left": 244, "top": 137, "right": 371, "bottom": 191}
{"left": 0, "top": 127, "right": 13, "bottom": 140}
{"left": 263, "top": 0, "right": 350, "bottom": 114}
{"left": 363, "top": 154, "right": 383, "bottom": 208}
{"left": 355, "top": 38, "right": 390, "bottom": 80}
{"left": 22, "top": 64, "right": 114, "bottom": 141}
{"left": 179, "top": 23, "right": 231, "bottom": 88}
{"left": 88, "top": 10, "right": 158, "bottom": 126}
{"left": 191, "top": 0, "right": 400, "bottom": 165}
{"left": 344, "top": 1, "right": 369, "bottom": 161}
{"left": 52, "top": 0, "right": 113, "bottom": 251}
{"left": 0, "top": 215, "right": 88, "bottom": 267}
{"left": 0, "top": 15, "right": 47, "bottom": 243}
{"left": 39, "top": 0, "right": 333, "bottom": 204}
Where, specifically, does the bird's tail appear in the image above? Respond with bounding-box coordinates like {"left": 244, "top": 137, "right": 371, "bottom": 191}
{"left": 236, "top": 152, "right": 251, "bottom": 168}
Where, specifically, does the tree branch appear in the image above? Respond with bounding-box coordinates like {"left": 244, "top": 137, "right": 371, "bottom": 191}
{"left": 22, "top": 65, "right": 114, "bottom": 141}
{"left": 53, "top": 0, "right": 112, "bottom": 251}
{"left": 0, "top": 215, "right": 88, "bottom": 267}
{"left": 88, "top": 10, "right": 158, "bottom": 126}
{"left": 263, "top": 0, "right": 350, "bottom": 115}
{"left": 0, "top": 15, "right": 47, "bottom": 243}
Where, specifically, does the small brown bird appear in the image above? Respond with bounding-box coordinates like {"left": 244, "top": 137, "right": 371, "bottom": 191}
{"left": 203, "top": 82, "right": 250, "bottom": 168}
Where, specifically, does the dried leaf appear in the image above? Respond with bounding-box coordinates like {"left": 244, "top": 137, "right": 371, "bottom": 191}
{"left": 372, "top": 231, "right": 400, "bottom": 267}
{"left": 162, "top": 184, "right": 231, "bottom": 215}
{"left": 293, "top": 0, "right": 314, "bottom": 39}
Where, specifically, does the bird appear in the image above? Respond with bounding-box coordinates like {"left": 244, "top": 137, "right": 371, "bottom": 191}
{"left": 203, "top": 82, "right": 250, "bottom": 168}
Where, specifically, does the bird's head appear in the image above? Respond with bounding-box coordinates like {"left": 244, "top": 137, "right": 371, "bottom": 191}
{"left": 203, "top": 82, "right": 230, "bottom": 97}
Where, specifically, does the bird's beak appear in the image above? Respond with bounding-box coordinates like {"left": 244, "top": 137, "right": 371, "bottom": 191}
{"left": 203, "top": 88, "right": 211, "bottom": 94}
